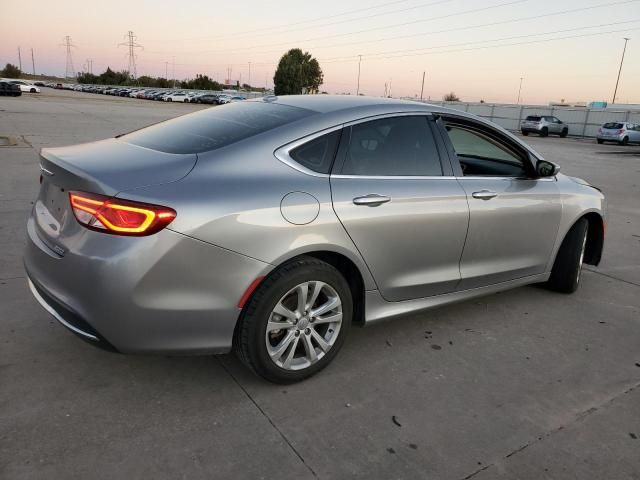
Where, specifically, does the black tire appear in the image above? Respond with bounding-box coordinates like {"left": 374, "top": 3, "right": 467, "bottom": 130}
{"left": 30, "top": 88, "right": 36, "bottom": 93}
{"left": 619, "top": 136, "right": 629, "bottom": 146}
{"left": 521, "top": 131, "right": 529, "bottom": 136}
{"left": 234, "top": 256, "right": 353, "bottom": 383}
{"left": 597, "top": 139, "right": 604, "bottom": 144}
{"left": 540, "top": 127, "right": 549, "bottom": 137}
{"left": 547, "top": 218, "right": 589, "bottom": 293}
{"left": 560, "top": 128, "right": 568, "bottom": 138}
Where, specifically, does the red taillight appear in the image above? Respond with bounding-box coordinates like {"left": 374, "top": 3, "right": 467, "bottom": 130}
{"left": 69, "top": 192, "right": 176, "bottom": 236}
{"left": 618, "top": 129, "right": 625, "bottom": 134}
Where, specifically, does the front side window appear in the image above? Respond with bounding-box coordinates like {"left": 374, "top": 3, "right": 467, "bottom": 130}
{"left": 340, "top": 116, "right": 442, "bottom": 176}
{"left": 445, "top": 125, "right": 528, "bottom": 177}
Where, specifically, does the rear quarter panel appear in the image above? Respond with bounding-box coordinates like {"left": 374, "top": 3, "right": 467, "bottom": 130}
{"left": 117, "top": 130, "right": 378, "bottom": 291}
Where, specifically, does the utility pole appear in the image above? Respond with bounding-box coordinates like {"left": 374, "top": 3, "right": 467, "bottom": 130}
{"left": 61, "top": 36, "right": 76, "bottom": 79}
{"left": 248, "top": 61, "right": 251, "bottom": 87}
{"left": 164, "top": 61, "right": 169, "bottom": 80}
{"left": 18, "top": 47, "right": 22, "bottom": 71}
{"left": 612, "top": 37, "right": 630, "bottom": 104}
{"left": 388, "top": 78, "right": 392, "bottom": 98}
{"left": 119, "top": 31, "right": 143, "bottom": 80}
{"left": 172, "top": 57, "right": 176, "bottom": 88}
{"left": 420, "top": 71, "right": 426, "bottom": 101}
{"left": 356, "top": 54, "right": 362, "bottom": 95}
{"left": 517, "top": 77, "right": 524, "bottom": 104}
{"left": 31, "top": 48, "right": 36, "bottom": 75}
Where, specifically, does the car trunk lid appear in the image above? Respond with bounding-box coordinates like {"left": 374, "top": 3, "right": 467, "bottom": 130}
{"left": 34, "top": 138, "right": 196, "bottom": 254}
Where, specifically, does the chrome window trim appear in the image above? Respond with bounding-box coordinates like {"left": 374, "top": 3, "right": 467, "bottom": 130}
{"left": 332, "top": 175, "right": 456, "bottom": 180}
{"left": 455, "top": 176, "right": 556, "bottom": 182}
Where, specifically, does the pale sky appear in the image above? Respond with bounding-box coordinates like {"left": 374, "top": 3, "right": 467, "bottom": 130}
{"left": 1, "top": 0, "right": 639, "bottom": 103}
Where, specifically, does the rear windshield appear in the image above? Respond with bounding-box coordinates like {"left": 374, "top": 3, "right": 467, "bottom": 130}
{"left": 121, "top": 101, "right": 313, "bottom": 154}
{"left": 525, "top": 116, "right": 542, "bottom": 121}
{"left": 602, "top": 122, "right": 624, "bottom": 129}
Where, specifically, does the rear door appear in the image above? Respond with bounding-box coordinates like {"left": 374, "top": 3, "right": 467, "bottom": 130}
{"left": 330, "top": 114, "right": 469, "bottom": 302}
{"left": 438, "top": 117, "right": 562, "bottom": 289}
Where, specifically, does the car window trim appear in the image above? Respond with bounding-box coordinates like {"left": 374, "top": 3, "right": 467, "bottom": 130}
{"left": 331, "top": 112, "right": 448, "bottom": 178}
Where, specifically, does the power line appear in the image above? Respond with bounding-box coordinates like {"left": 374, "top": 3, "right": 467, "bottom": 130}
{"left": 119, "top": 31, "right": 143, "bottom": 80}
{"left": 320, "top": 18, "right": 640, "bottom": 62}
{"left": 321, "top": 26, "right": 640, "bottom": 64}
{"left": 151, "top": 0, "right": 529, "bottom": 56}
{"left": 249, "top": 0, "right": 640, "bottom": 56}
{"left": 151, "top": 0, "right": 415, "bottom": 43}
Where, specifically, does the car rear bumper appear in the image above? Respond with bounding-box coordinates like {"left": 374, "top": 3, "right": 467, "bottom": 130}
{"left": 596, "top": 134, "right": 624, "bottom": 142}
{"left": 24, "top": 214, "right": 272, "bottom": 354}
{"left": 520, "top": 125, "right": 542, "bottom": 132}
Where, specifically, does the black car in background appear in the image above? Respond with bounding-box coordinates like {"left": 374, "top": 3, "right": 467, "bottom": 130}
{"left": 0, "top": 81, "right": 22, "bottom": 96}
{"left": 197, "top": 94, "right": 220, "bottom": 104}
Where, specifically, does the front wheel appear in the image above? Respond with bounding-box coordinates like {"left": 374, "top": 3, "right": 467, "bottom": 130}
{"left": 619, "top": 136, "right": 629, "bottom": 146}
{"left": 560, "top": 128, "right": 568, "bottom": 138}
{"left": 30, "top": 88, "right": 37, "bottom": 93}
{"left": 547, "top": 218, "right": 588, "bottom": 293}
{"left": 234, "top": 257, "right": 352, "bottom": 383}
{"left": 521, "top": 131, "right": 529, "bottom": 136}
{"left": 597, "top": 139, "right": 604, "bottom": 144}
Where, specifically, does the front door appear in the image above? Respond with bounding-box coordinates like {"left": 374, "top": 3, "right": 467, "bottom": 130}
{"left": 440, "top": 120, "right": 562, "bottom": 290}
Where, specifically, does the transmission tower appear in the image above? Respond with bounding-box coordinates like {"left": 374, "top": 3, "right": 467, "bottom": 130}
{"left": 119, "top": 31, "right": 143, "bottom": 80}
{"left": 61, "top": 36, "right": 76, "bottom": 79}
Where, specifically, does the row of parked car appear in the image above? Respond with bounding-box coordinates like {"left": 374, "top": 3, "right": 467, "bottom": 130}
{"left": 520, "top": 115, "right": 640, "bottom": 145}
{"left": 0, "top": 79, "right": 41, "bottom": 94}
{"left": 54, "top": 83, "right": 246, "bottom": 104}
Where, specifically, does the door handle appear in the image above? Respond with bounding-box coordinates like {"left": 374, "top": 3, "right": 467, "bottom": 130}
{"left": 353, "top": 194, "right": 391, "bottom": 207}
{"left": 472, "top": 190, "right": 498, "bottom": 200}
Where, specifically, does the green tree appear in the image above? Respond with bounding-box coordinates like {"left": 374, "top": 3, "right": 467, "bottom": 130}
{"left": 1, "top": 63, "right": 21, "bottom": 78}
{"left": 443, "top": 92, "right": 460, "bottom": 102}
{"left": 273, "top": 49, "right": 323, "bottom": 95}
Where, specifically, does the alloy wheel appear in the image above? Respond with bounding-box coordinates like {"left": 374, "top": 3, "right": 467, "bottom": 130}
{"left": 265, "top": 281, "right": 343, "bottom": 371}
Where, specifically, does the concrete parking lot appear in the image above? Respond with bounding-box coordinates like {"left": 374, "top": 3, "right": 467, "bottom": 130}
{"left": 1, "top": 89, "right": 639, "bottom": 479}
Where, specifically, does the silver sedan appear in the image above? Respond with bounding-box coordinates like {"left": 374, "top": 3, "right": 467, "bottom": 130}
{"left": 24, "top": 96, "right": 605, "bottom": 383}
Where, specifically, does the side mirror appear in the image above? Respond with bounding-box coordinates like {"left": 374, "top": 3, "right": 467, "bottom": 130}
{"left": 537, "top": 160, "right": 560, "bottom": 177}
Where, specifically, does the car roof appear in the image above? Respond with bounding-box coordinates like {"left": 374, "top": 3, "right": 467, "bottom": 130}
{"left": 246, "top": 95, "right": 544, "bottom": 160}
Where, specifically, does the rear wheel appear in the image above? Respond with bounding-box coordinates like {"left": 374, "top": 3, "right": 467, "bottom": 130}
{"left": 30, "top": 88, "right": 36, "bottom": 93}
{"left": 560, "top": 128, "right": 568, "bottom": 138}
{"left": 619, "top": 136, "right": 629, "bottom": 146}
{"left": 540, "top": 127, "right": 549, "bottom": 137}
{"left": 597, "top": 139, "right": 604, "bottom": 144}
{"left": 547, "top": 218, "right": 588, "bottom": 293}
{"left": 521, "top": 131, "right": 529, "bottom": 136}
{"left": 235, "top": 257, "right": 352, "bottom": 383}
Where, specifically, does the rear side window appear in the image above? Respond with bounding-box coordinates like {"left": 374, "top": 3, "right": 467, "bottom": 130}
{"left": 340, "top": 116, "right": 442, "bottom": 176}
{"left": 121, "top": 101, "right": 313, "bottom": 154}
{"left": 526, "top": 116, "right": 541, "bottom": 121}
{"left": 290, "top": 130, "right": 342, "bottom": 174}
{"left": 602, "top": 122, "right": 624, "bottom": 129}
